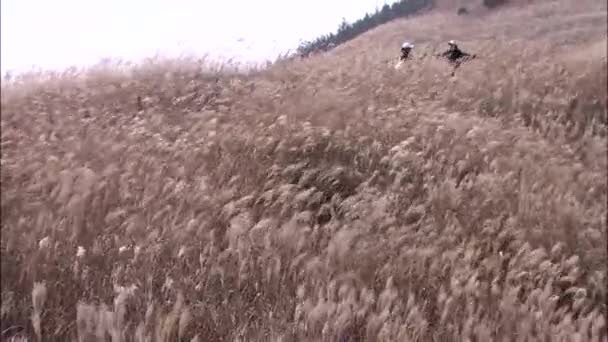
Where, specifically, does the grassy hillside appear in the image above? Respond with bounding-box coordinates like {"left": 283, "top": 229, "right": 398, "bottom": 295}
{"left": 1, "top": 0, "right": 606, "bottom": 341}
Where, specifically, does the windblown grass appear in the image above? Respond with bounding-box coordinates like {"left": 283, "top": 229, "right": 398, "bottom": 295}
{"left": 1, "top": 0, "right": 606, "bottom": 340}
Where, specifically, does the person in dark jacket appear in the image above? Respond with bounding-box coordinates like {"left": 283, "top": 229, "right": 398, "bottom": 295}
{"left": 400, "top": 42, "right": 415, "bottom": 61}
{"left": 438, "top": 40, "right": 476, "bottom": 76}
{"left": 442, "top": 40, "right": 470, "bottom": 60}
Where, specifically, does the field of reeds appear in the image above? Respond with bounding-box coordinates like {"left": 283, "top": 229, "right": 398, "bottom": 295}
{"left": 1, "top": 0, "right": 606, "bottom": 341}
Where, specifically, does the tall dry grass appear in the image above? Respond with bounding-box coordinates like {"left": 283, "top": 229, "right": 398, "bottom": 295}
{"left": 1, "top": 0, "right": 606, "bottom": 341}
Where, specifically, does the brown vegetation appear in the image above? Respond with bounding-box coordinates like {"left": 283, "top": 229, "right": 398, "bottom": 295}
{"left": 1, "top": 0, "right": 606, "bottom": 340}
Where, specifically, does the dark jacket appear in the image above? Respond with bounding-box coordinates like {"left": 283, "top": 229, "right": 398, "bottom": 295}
{"left": 442, "top": 45, "right": 470, "bottom": 62}
{"left": 400, "top": 48, "right": 412, "bottom": 61}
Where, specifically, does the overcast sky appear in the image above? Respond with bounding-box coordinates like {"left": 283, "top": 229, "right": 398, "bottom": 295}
{"left": 1, "top": 0, "right": 395, "bottom": 74}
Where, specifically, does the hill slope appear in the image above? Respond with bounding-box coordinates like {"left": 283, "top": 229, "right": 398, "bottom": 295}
{"left": 1, "top": 0, "right": 606, "bottom": 340}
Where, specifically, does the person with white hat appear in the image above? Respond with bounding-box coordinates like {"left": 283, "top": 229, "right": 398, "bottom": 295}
{"left": 400, "top": 41, "right": 415, "bottom": 61}
{"left": 437, "top": 40, "right": 476, "bottom": 76}
{"left": 443, "top": 40, "right": 470, "bottom": 61}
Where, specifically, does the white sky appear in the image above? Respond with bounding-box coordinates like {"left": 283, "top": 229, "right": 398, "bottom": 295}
{"left": 1, "top": 0, "right": 395, "bottom": 74}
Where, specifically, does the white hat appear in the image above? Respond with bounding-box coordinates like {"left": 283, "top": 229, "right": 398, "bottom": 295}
{"left": 402, "top": 42, "right": 414, "bottom": 49}
{"left": 449, "top": 40, "right": 456, "bottom": 45}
